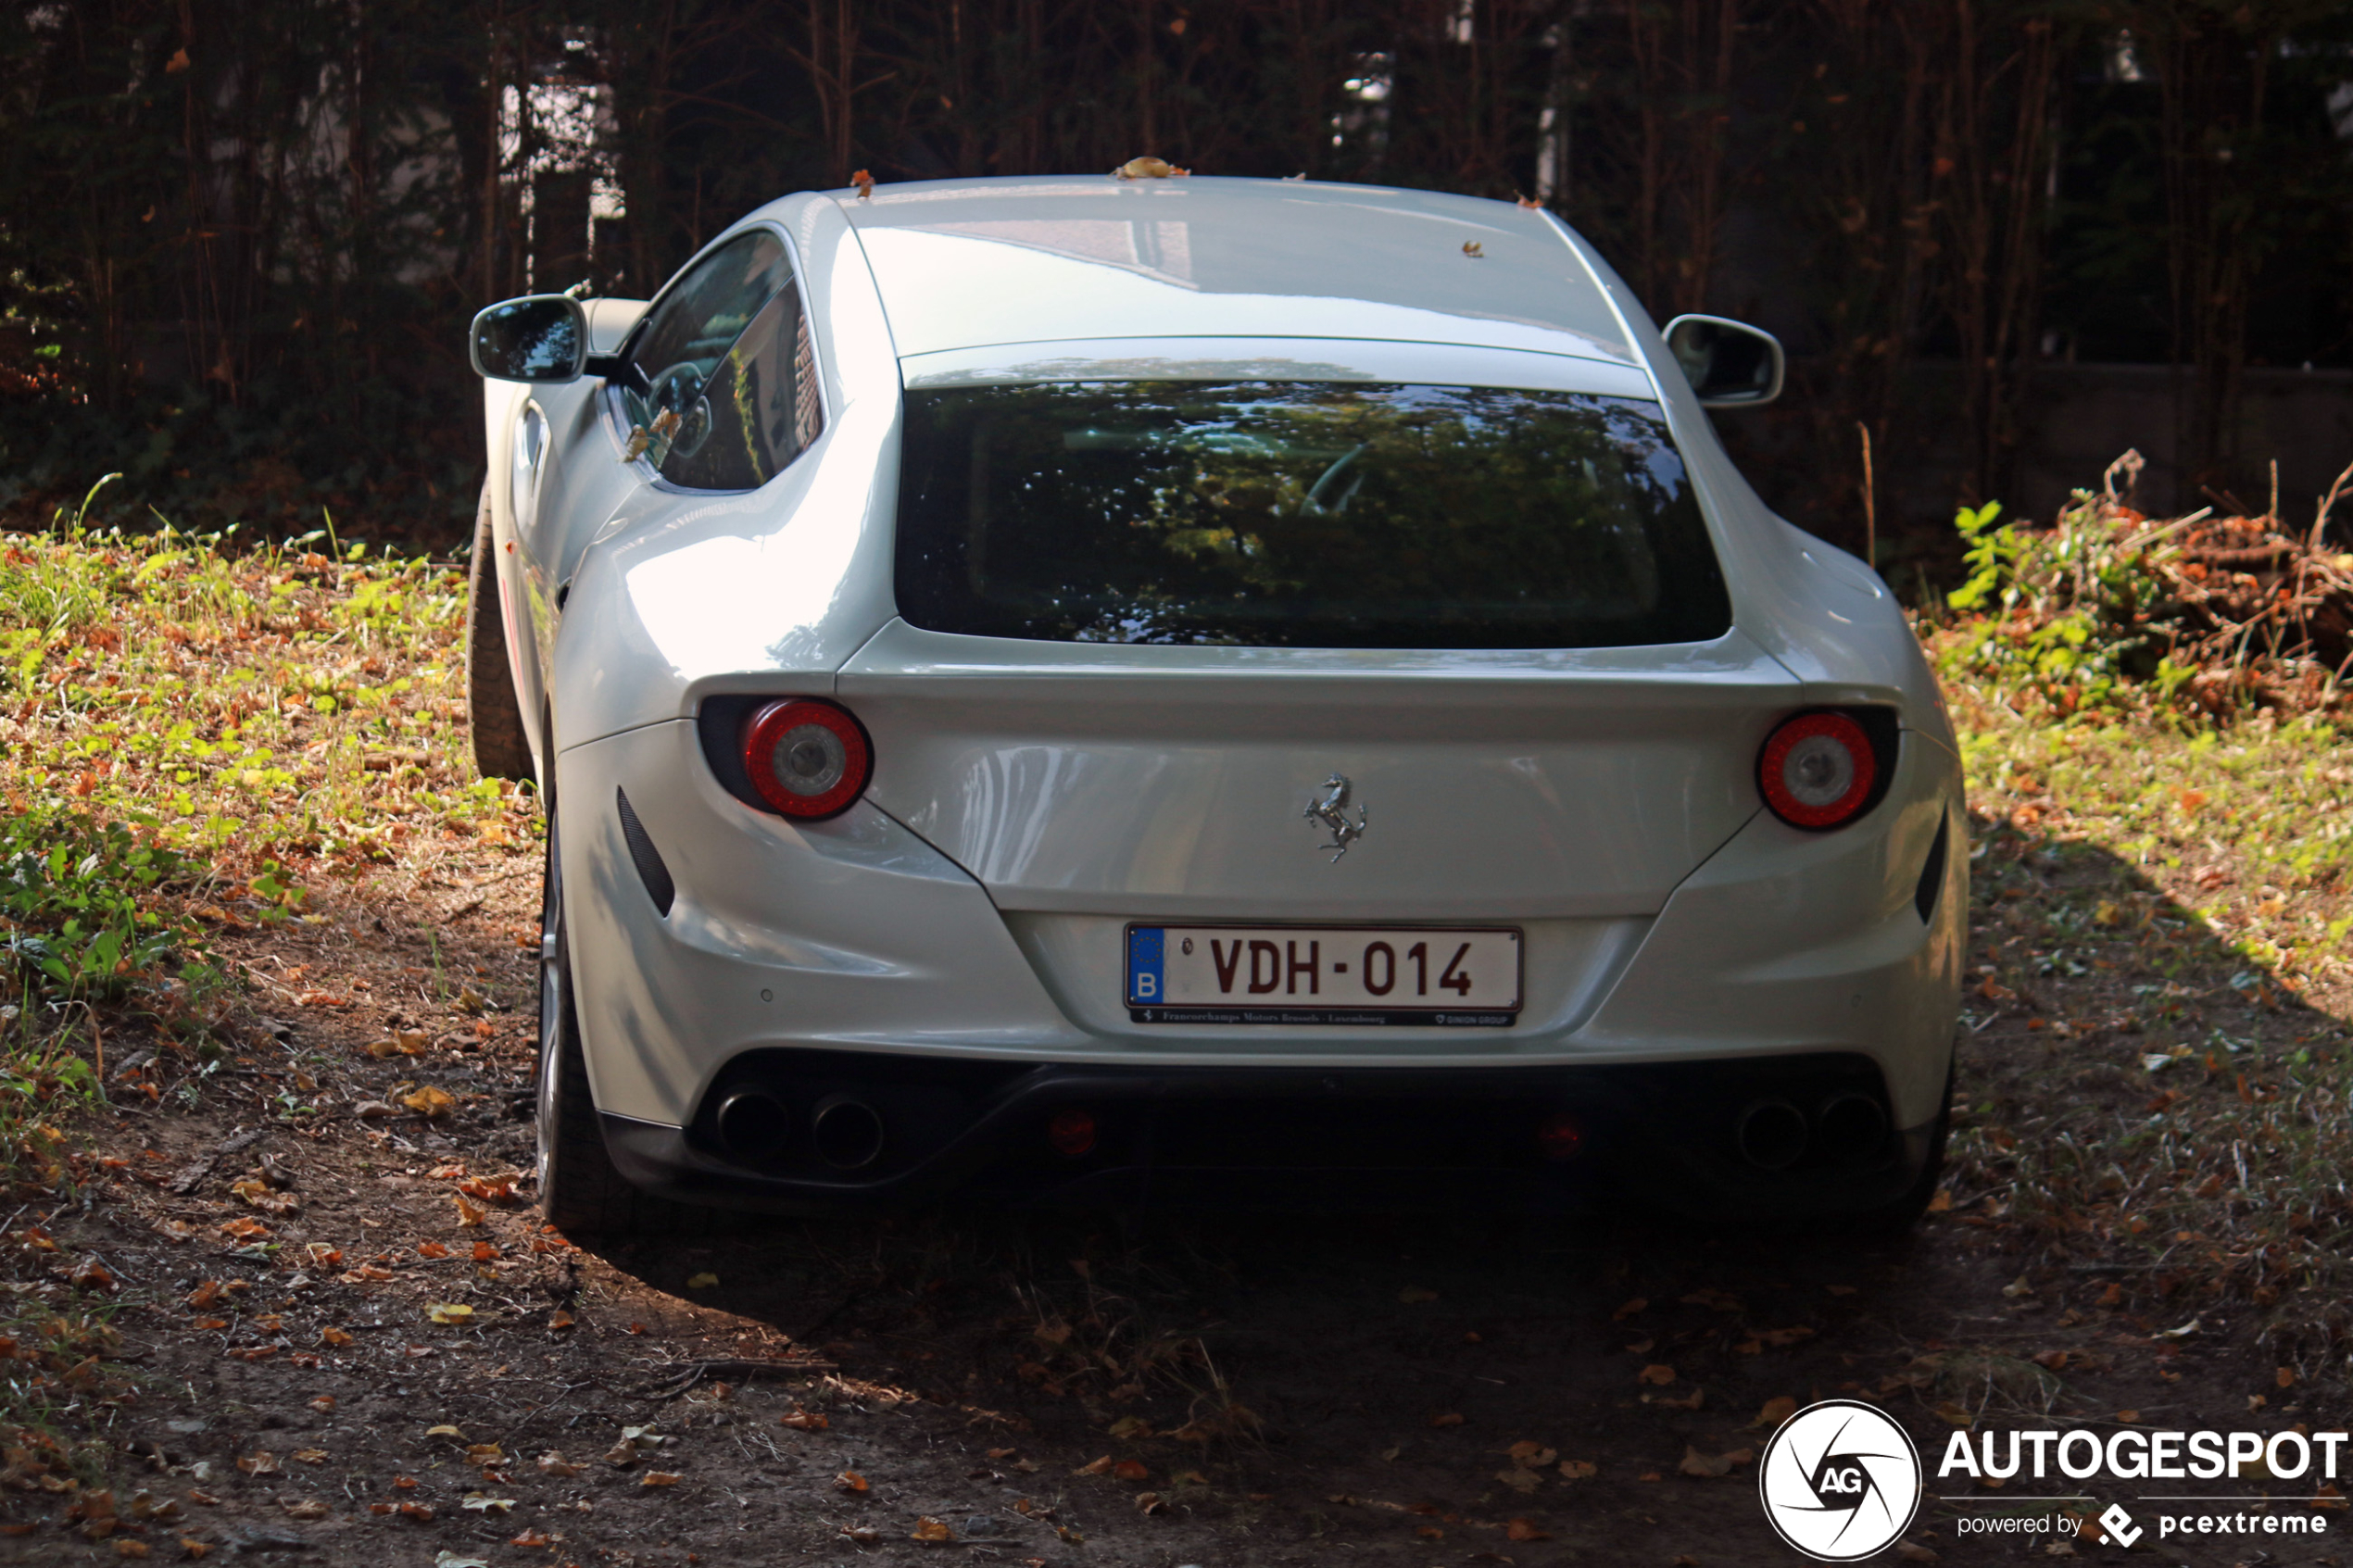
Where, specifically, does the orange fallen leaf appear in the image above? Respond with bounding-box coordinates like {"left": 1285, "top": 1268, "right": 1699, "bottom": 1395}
{"left": 218, "top": 1218, "right": 269, "bottom": 1241}
{"left": 454, "top": 1196, "right": 486, "bottom": 1228}
{"left": 1638, "top": 1364, "right": 1677, "bottom": 1385}
{"left": 1112, "top": 1460, "right": 1149, "bottom": 1482}
{"left": 1558, "top": 1460, "right": 1597, "bottom": 1479}
{"left": 911, "top": 1516, "right": 955, "bottom": 1542}
{"left": 321, "top": 1327, "right": 353, "bottom": 1347}
{"left": 1076, "top": 1455, "right": 1115, "bottom": 1475}
{"left": 416, "top": 1241, "right": 450, "bottom": 1260}
{"left": 185, "top": 1281, "right": 223, "bottom": 1310}
{"left": 1506, "top": 1519, "right": 1552, "bottom": 1541}
{"left": 472, "top": 1242, "right": 498, "bottom": 1262}
{"left": 835, "top": 1471, "right": 869, "bottom": 1493}
{"left": 401, "top": 1085, "right": 455, "bottom": 1118}
{"left": 641, "top": 1472, "right": 682, "bottom": 1487}
{"left": 780, "top": 1409, "right": 828, "bottom": 1431}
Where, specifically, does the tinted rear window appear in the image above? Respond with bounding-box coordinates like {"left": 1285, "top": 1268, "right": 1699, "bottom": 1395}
{"left": 894, "top": 382, "right": 1730, "bottom": 648}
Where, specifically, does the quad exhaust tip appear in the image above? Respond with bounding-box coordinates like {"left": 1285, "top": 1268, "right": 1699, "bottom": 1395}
{"left": 1735, "top": 1098, "right": 1809, "bottom": 1171}
{"left": 715, "top": 1089, "right": 794, "bottom": 1162}
{"left": 812, "top": 1096, "right": 887, "bottom": 1171}
{"left": 1816, "top": 1093, "right": 1889, "bottom": 1164}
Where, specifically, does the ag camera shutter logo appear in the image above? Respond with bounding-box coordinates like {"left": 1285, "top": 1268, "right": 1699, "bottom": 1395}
{"left": 1758, "top": 1399, "right": 1922, "bottom": 1561}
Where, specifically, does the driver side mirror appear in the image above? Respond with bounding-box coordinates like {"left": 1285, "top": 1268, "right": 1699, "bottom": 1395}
{"left": 1662, "top": 315, "right": 1785, "bottom": 408}
{"left": 470, "top": 295, "right": 589, "bottom": 383}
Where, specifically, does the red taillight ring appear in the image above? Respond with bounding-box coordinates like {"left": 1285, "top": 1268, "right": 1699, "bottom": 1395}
{"left": 740, "top": 698, "right": 872, "bottom": 820}
{"left": 1757, "top": 711, "right": 1877, "bottom": 830}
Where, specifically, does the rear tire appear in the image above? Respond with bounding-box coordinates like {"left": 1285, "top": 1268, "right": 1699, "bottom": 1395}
{"left": 466, "top": 484, "right": 534, "bottom": 784}
{"left": 1843, "top": 1059, "right": 1954, "bottom": 1234}
{"left": 535, "top": 817, "right": 703, "bottom": 1236}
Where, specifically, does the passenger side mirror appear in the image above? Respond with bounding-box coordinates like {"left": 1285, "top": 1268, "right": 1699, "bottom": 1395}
{"left": 1662, "top": 315, "right": 1785, "bottom": 408}
{"left": 470, "top": 295, "right": 589, "bottom": 383}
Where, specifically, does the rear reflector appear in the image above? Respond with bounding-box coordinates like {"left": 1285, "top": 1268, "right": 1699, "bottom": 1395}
{"left": 1536, "top": 1111, "right": 1583, "bottom": 1162}
{"left": 740, "top": 698, "right": 872, "bottom": 820}
{"left": 1047, "top": 1108, "right": 1098, "bottom": 1158}
{"left": 1757, "top": 710, "right": 1877, "bottom": 830}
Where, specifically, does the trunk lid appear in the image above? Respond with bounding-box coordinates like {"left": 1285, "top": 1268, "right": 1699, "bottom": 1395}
{"left": 838, "top": 621, "right": 1798, "bottom": 920}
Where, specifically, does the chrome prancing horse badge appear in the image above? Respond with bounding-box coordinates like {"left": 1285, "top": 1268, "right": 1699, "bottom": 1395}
{"left": 1303, "top": 774, "right": 1368, "bottom": 862}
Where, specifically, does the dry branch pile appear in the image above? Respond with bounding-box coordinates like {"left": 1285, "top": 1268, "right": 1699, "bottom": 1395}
{"left": 1939, "top": 449, "right": 2353, "bottom": 720}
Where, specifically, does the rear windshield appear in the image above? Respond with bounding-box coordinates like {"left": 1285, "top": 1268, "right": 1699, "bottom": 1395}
{"left": 894, "top": 382, "right": 1730, "bottom": 648}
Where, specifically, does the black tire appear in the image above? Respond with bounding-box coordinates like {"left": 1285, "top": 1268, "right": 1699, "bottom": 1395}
{"left": 1843, "top": 1058, "right": 1954, "bottom": 1234}
{"left": 535, "top": 818, "right": 702, "bottom": 1236}
{"left": 466, "top": 483, "right": 535, "bottom": 784}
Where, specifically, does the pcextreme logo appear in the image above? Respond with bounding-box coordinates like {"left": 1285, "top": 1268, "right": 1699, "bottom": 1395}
{"left": 1757, "top": 1399, "right": 1922, "bottom": 1562}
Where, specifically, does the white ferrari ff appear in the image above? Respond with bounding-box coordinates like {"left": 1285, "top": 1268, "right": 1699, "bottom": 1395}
{"left": 464, "top": 175, "right": 1965, "bottom": 1234}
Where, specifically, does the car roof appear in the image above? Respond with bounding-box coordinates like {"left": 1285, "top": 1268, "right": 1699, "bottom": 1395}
{"left": 820, "top": 176, "right": 1635, "bottom": 368}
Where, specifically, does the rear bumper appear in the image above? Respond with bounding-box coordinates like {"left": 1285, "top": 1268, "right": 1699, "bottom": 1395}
{"left": 598, "top": 1048, "right": 1940, "bottom": 1218}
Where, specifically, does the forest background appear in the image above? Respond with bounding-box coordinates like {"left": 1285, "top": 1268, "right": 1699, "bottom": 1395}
{"left": 4, "top": 0, "right": 2352, "bottom": 576}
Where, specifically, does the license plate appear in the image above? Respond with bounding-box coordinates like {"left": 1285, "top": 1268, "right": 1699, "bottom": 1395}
{"left": 1125, "top": 924, "right": 1521, "bottom": 1026}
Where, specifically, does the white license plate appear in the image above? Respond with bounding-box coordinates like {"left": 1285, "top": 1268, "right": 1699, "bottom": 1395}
{"left": 1125, "top": 924, "right": 1521, "bottom": 1026}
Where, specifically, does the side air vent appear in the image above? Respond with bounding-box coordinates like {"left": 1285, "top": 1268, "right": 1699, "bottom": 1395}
{"left": 615, "top": 787, "right": 676, "bottom": 917}
{"left": 1913, "top": 812, "right": 1950, "bottom": 923}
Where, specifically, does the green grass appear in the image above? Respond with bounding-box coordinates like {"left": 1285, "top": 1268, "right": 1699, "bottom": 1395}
{"left": 1932, "top": 626, "right": 2353, "bottom": 1364}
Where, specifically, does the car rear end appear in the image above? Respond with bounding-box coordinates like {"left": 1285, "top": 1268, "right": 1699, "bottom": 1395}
{"left": 553, "top": 178, "right": 1963, "bottom": 1222}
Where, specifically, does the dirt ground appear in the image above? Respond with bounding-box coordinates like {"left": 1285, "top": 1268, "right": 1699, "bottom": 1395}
{"left": 0, "top": 805, "right": 2342, "bottom": 1568}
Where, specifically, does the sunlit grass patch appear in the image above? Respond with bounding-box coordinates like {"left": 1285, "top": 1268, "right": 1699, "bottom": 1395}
{"left": 0, "top": 515, "right": 535, "bottom": 898}
{"left": 1936, "top": 646, "right": 2353, "bottom": 1361}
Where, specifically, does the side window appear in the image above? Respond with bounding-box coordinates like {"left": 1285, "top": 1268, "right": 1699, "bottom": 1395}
{"left": 618, "top": 230, "right": 824, "bottom": 491}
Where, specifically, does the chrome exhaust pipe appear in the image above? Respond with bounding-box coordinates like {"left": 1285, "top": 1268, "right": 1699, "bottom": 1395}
{"left": 1735, "top": 1098, "right": 1808, "bottom": 1171}
{"left": 812, "top": 1095, "right": 886, "bottom": 1171}
{"left": 1815, "top": 1093, "right": 1889, "bottom": 1165}
{"left": 714, "top": 1089, "right": 794, "bottom": 1162}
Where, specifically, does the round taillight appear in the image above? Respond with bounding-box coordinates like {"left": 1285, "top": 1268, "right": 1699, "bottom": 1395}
{"left": 1757, "top": 711, "right": 1877, "bottom": 830}
{"left": 741, "top": 698, "right": 872, "bottom": 819}
{"left": 1047, "top": 1109, "right": 1098, "bottom": 1158}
